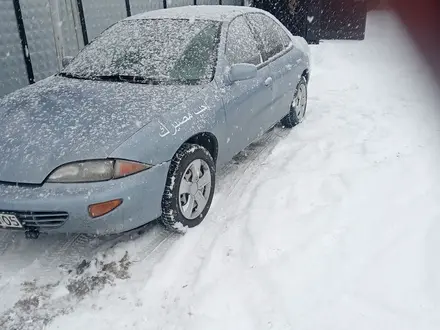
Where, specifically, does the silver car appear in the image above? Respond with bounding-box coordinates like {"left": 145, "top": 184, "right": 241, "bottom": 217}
{"left": 0, "top": 6, "right": 310, "bottom": 238}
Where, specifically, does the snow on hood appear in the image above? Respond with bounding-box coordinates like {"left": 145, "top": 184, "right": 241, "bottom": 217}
{"left": 0, "top": 76, "right": 202, "bottom": 184}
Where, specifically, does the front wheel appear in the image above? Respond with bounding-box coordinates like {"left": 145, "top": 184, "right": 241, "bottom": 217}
{"left": 281, "top": 76, "right": 308, "bottom": 128}
{"left": 161, "top": 143, "right": 216, "bottom": 232}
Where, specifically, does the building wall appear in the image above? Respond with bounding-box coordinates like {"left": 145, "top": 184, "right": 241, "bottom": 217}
{"left": 320, "top": 0, "right": 367, "bottom": 40}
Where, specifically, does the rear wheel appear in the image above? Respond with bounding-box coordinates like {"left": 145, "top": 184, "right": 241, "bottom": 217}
{"left": 281, "top": 76, "right": 308, "bottom": 128}
{"left": 161, "top": 143, "right": 216, "bottom": 232}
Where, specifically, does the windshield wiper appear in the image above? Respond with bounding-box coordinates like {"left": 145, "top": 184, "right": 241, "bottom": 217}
{"left": 58, "top": 72, "right": 89, "bottom": 80}
{"left": 60, "top": 73, "right": 200, "bottom": 85}
{"left": 96, "top": 75, "right": 163, "bottom": 84}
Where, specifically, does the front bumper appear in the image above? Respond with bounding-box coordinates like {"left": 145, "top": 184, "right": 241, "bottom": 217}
{"left": 0, "top": 162, "right": 170, "bottom": 235}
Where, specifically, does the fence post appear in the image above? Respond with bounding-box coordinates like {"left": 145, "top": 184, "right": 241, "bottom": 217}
{"left": 69, "top": 0, "right": 85, "bottom": 50}
{"left": 306, "top": 0, "right": 321, "bottom": 44}
{"left": 125, "top": 0, "right": 132, "bottom": 16}
{"left": 12, "top": 0, "right": 34, "bottom": 84}
{"left": 48, "top": 0, "right": 65, "bottom": 70}
{"left": 76, "top": 0, "right": 89, "bottom": 45}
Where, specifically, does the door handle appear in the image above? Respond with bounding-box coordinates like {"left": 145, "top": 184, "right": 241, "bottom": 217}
{"left": 265, "top": 77, "right": 273, "bottom": 86}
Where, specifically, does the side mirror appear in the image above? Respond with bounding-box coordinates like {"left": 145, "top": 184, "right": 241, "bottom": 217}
{"left": 227, "top": 63, "right": 258, "bottom": 84}
{"left": 62, "top": 56, "right": 74, "bottom": 68}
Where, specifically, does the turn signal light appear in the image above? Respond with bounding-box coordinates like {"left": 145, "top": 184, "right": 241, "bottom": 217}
{"left": 88, "top": 199, "right": 123, "bottom": 218}
{"left": 114, "top": 160, "right": 152, "bottom": 178}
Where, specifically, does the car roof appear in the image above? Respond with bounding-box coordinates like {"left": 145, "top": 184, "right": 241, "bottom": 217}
{"left": 126, "top": 5, "right": 264, "bottom": 22}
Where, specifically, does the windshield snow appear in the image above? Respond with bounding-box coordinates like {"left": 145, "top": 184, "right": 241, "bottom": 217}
{"left": 61, "top": 19, "right": 221, "bottom": 84}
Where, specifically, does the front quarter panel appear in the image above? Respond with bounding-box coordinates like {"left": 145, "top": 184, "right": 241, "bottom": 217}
{"left": 110, "top": 83, "right": 227, "bottom": 165}
{"left": 291, "top": 36, "right": 311, "bottom": 78}
{"left": 259, "top": 11, "right": 311, "bottom": 75}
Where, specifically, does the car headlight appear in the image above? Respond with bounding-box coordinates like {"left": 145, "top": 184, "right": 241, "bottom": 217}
{"left": 47, "top": 159, "right": 152, "bottom": 183}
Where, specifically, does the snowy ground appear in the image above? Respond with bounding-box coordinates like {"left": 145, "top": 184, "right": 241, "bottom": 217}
{"left": 1, "top": 11, "right": 440, "bottom": 330}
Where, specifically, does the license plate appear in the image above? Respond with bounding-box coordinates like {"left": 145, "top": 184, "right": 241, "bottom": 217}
{"left": 0, "top": 213, "right": 22, "bottom": 229}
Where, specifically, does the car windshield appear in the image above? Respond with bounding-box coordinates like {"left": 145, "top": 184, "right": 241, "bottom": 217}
{"left": 60, "top": 19, "right": 221, "bottom": 85}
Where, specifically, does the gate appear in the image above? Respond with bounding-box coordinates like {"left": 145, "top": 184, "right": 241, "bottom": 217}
{"left": 321, "top": 0, "right": 367, "bottom": 40}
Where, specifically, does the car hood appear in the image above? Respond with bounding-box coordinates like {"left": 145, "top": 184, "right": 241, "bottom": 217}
{"left": 0, "top": 76, "right": 202, "bottom": 184}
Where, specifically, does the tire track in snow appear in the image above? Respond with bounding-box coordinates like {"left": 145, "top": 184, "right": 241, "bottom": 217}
{"left": 191, "top": 127, "right": 290, "bottom": 283}
{"left": 0, "top": 223, "right": 179, "bottom": 326}
{"left": 150, "top": 127, "right": 291, "bottom": 327}
{"left": 46, "top": 234, "right": 98, "bottom": 275}
{"left": 0, "top": 233, "right": 98, "bottom": 307}
{"left": 134, "top": 227, "right": 178, "bottom": 264}
{"left": 0, "top": 233, "right": 91, "bottom": 269}
{"left": 0, "top": 231, "right": 15, "bottom": 257}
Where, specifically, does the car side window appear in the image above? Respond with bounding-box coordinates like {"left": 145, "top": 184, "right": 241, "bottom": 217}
{"left": 226, "top": 16, "right": 262, "bottom": 66}
{"left": 246, "top": 14, "right": 289, "bottom": 61}
{"left": 272, "top": 20, "right": 292, "bottom": 49}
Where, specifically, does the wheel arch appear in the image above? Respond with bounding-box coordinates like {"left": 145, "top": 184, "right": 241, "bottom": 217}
{"left": 301, "top": 69, "right": 310, "bottom": 83}
{"left": 183, "top": 132, "right": 219, "bottom": 164}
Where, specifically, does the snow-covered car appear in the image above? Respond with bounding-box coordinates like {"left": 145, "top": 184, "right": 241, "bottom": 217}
{"left": 0, "top": 5, "right": 310, "bottom": 238}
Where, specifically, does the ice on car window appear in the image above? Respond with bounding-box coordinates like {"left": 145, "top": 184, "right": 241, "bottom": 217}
{"left": 226, "top": 16, "right": 262, "bottom": 66}
{"left": 62, "top": 19, "right": 221, "bottom": 84}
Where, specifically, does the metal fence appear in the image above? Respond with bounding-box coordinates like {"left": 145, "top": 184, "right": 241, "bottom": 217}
{"left": 0, "top": 0, "right": 243, "bottom": 98}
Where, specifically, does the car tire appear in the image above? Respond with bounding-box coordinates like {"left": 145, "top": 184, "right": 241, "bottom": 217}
{"left": 161, "top": 143, "right": 216, "bottom": 233}
{"left": 281, "top": 76, "right": 308, "bottom": 128}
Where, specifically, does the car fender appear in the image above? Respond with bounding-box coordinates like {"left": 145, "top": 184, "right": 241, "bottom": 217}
{"left": 110, "top": 84, "right": 227, "bottom": 166}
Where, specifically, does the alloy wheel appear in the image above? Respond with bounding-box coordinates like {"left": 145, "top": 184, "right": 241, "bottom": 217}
{"left": 178, "top": 159, "right": 212, "bottom": 220}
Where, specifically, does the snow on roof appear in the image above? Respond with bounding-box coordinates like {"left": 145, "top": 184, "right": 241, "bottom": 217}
{"left": 127, "top": 5, "right": 263, "bottom": 22}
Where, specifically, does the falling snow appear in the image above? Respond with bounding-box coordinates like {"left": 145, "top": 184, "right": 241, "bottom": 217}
{"left": 0, "top": 7, "right": 439, "bottom": 330}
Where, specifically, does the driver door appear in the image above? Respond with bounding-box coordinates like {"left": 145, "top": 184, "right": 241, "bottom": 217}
{"left": 220, "top": 16, "right": 275, "bottom": 157}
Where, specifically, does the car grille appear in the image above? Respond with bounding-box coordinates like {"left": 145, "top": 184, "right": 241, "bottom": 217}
{"left": 6, "top": 211, "right": 69, "bottom": 229}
